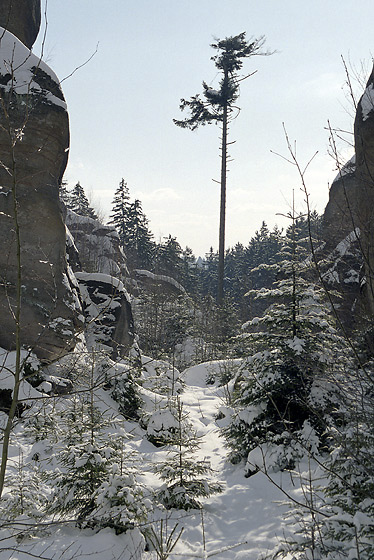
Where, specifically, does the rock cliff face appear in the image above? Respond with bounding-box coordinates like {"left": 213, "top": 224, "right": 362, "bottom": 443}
{"left": 65, "top": 210, "right": 135, "bottom": 358}
{"left": 75, "top": 272, "right": 134, "bottom": 359}
{"left": 0, "top": 15, "right": 83, "bottom": 361}
{"left": 65, "top": 210, "right": 128, "bottom": 279}
{"left": 322, "top": 64, "right": 374, "bottom": 331}
{"left": 0, "top": 3, "right": 136, "bottom": 365}
{"left": 322, "top": 157, "right": 358, "bottom": 253}
{"left": 0, "top": 0, "right": 41, "bottom": 49}
{"left": 354, "top": 65, "right": 374, "bottom": 316}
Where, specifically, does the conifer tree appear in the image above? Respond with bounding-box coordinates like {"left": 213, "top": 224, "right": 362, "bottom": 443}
{"left": 47, "top": 393, "right": 146, "bottom": 532}
{"left": 0, "top": 452, "right": 47, "bottom": 523}
{"left": 155, "top": 397, "right": 222, "bottom": 510}
{"left": 126, "top": 199, "right": 155, "bottom": 269}
{"left": 199, "top": 247, "right": 219, "bottom": 297}
{"left": 174, "top": 32, "right": 271, "bottom": 305}
{"left": 274, "top": 363, "right": 374, "bottom": 560}
{"left": 59, "top": 180, "right": 72, "bottom": 208}
{"left": 318, "top": 389, "right": 374, "bottom": 560}
{"left": 225, "top": 214, "right": 351, "bottom": 471}
{"left": 108, "top": 178, "right": 131, "bottom": 247}
{"left": 179, "top": 246, "right": 199, "bottom": 293}
{"left": 155, "top": 235, "right": 183, "bottom": 278}
{"left": 69, "top": 181, "right": 98, "bottom": 219}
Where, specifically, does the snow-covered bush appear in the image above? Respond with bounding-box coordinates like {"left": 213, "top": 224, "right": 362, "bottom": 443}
{"left": 141, "top": 356, "right": 183, "bottom": 396}
{"left": 0, "top": 456, "right": 49, "bottom": 523}
{"left": 46, "top": 392, "right": 147, "bottom": 533}
{"left": 146, "top": 408, "right": 180, "bottom": 447}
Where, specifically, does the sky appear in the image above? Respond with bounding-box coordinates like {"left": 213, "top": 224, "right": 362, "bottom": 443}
{"left": 34, "top": 0, "right": 373, "bottom": 257}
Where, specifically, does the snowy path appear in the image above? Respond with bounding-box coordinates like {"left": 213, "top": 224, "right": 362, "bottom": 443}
{"left": 151, "top": 361, "right": 294, "bottom": 560}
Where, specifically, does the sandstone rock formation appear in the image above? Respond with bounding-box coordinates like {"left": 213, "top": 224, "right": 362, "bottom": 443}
{"left": 65, "top": 210, "right": 128, "bottom": 279}
{"left": 0, "top": 0, "right": 41, "bottom": 49}
{"left": 75, "top": 272, "right": 134, "bottom": 359}
{"left": 0, "top": 23, "right": 83, "bottom": 361}
{"left": 65, "top": 211, "right": 135, "bottom": 357}
{"left": 322, "top": 157, "right": 358, "bottom": 253}
{"left": 354, "top": 64, "right": 374, "bottom": 316}
{"left": 321, "top": 64, "right": 374, "bottom": 332}
{"left": 134, "top": 269, "right": 186, "bottom": 296}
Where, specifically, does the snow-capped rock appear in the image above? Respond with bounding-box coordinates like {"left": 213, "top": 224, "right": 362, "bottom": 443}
{"left": 0, "top": 0, "right": 40, "bottom": 49}
{"left": 0, "top": 19, "right": 82, "bottom": 362}
{"left": 75, "top": 272, "right": 134, "bottom": 359}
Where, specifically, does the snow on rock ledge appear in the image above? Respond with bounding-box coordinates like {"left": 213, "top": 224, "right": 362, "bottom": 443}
{"left": 0, "top": 26, "right": 67, "bottom": 110}
{"left": 65, "top": 210, "right": 128, "bottom": 279}
{"left": 75, "top": 272, "right": 134, "bottom": 359}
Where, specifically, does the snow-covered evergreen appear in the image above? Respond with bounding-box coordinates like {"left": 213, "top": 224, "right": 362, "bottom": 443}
{"left": 225, "top": 221, "right": 352, "bottom": 472}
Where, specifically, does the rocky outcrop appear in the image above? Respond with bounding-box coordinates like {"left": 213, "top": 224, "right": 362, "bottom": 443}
{"left": 0, "top": 0, "right": 41, "bottom": 49}
{"left": 75, "top": 273, "right": 134, "bottom": 359}
{"left": 0, "top": 27, "right": 83, "bottom": 361}
{"left": 134, "top": 269, "right": 186, "bottom": 296}
{"left": 321, "top": 158, "right": 363, "bottom": 332}
{"left": 322, "top": 157, "right": 359, "bottom": 253}
{"left": 65, "top": 210, "right": 128, "bottom": 279}
{"left": 354, "top": 65, "right": 374, "bottom": 316}
{"left": 64, "top": 212, "right": 134, "bottom": 358}
{"left": 321, "top": 64, "right": 374, "bottom": 331}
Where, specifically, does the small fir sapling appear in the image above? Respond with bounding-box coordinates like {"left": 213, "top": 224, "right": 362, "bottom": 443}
{"left": 107, "top": 367, "right": 142, "bottom": 420}
{"left": 0, "top": 451, "right": 48, "bottom": 523}
{"left": 317, "top": 372, "right": 374, "bottom": 560}
{"left": 46, "top": 394, "right": 147, "bottom": 532}
{"left": 155, "top": 397, "right": 222, "bottom": 510}
{"left": 146, "top": 396, "right": 182, "bottom": 447}
{"left": 23, "top": 399, "right": 60, "bottom": 445}
{"left": 274, "top": 365, "right": 374, "bottom": 560}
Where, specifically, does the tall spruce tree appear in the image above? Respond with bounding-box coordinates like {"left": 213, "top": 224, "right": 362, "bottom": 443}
{"left": 174, "top": 32, "right": 271, "bottom": 305}
{"left": 126, "top": 199, "right": 154, "bottom": 269}
{"left": 155, "top": 235, "right": 183, "bottom": 278}
{"left": 108, "top": 178, "right": 131, "bottom": 248}
{"left": 69, "top": 181, "right": 98, "bottom": 219}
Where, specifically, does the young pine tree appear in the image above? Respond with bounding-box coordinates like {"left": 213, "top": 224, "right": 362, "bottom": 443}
{"left": 47, "top": 392, "right": 146, "bottom": 533}
{"left": 225, "top": 214, "right": 351, "bottom": 472}
{"left": 155, "top": 397, "right": 222, "bottom": 510}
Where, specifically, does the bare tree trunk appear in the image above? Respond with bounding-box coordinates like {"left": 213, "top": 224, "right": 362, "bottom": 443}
{"left": 0, "top": 132, "right": 22, "bottom": 498}
{"left": 217, "top": 102, "right": 228, "bottom": 306}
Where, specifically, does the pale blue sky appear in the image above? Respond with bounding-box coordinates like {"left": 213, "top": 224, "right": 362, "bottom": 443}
{"left": 35, "top": 1, "right": 373, "bottom": 256}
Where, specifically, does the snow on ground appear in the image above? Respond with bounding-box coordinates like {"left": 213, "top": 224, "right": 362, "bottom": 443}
{"left": 0, "top": 358, "right": 299, "bottom": 560}
{"left": 139, "top": 360, "right": 295, "bottom": 560}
